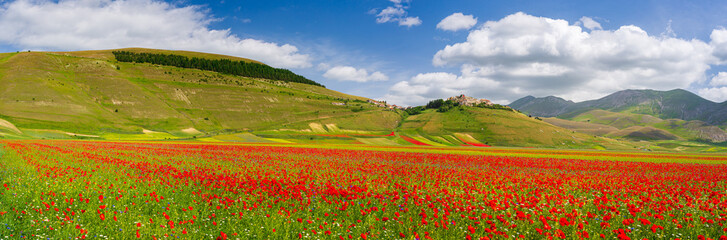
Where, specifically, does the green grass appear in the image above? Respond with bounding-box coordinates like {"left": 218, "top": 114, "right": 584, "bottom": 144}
{"left": 568, "top": 109, "right": 662, "bottom": 129}
{"left": 543, "top": 117, "right": 619, "bottom": 135}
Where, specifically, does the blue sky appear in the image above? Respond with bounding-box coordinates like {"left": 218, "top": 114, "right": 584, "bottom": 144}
{"left": 2, "top": 0, "right": 727, "bottom": 105}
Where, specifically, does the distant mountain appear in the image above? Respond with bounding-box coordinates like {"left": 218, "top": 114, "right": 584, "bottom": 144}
{"left": 509, "top": 89, "right": 727, "bottom": 142}
{"left": 509, "top": 95, "right": 574, "bottom": 117}
{"left": 509, "top": 89, "right": 727, "bottom": 125}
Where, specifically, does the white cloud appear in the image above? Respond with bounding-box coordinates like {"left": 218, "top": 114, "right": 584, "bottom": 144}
{"left": 698, "top": 87, "right": 727, "bottom": 102}
{"left": 399, "top": 17, "right": 422, "bottom": 27}
{"left": 374, "top": 0, "right": 421, "bottom": 27}
{"left": 577, "top": 16, "right": 602, "bottom": 30}
{"left": 385, "top": 12, "right": 720, "bottom": 106}
{"left": 0, "top": 0, "right": 310, "bottom": 68}
{"left": 710, "top": 72, "right": 727, "bottom": 86}
{"left": 437, "top": 13, "right": 477, "bottom": 32}
{"left": 699, "top": 70, "right": 727, "bottom": 102}
{"left": 712, "top": 28, "right": 727, "bottom": 63}
{"left": 376, "top": 6, "right": 405, "bottom": 23}
{"left": 323, "top": 66, "right": 388, "bottom": 82}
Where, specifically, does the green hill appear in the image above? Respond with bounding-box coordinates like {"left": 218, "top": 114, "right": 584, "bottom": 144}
{"left": 0, "top": 49, "right": 399, "bottom": 140}
{"left": 397, "top": 107, "right": 639, "bottom": 150}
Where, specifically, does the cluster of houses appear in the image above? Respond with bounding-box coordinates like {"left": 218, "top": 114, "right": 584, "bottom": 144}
{"left": 447, "top": 94, "right": 493, "bottom": 106}
{"left": 364, "top": 95, "right": 494, "bottom": 110}
{"left": 367, "top": 99, "right": 405, "bottom": 110}
{"left": 330, "top": 99, "right": 405, "bottom": 111}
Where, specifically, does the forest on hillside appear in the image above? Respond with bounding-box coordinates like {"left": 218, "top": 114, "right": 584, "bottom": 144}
{"left": 113, "top": 51, "right": 324, "bottom": 87}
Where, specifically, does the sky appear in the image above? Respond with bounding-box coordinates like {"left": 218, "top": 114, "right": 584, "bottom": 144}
{"left": 2, "top": 0, "right": 727, "bottom": 106}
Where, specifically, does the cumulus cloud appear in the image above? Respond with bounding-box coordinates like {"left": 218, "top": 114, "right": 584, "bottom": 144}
{"left": 323, "top": 66, "right": 388, "bottom": 82}
{"left": 712, "top": 28, "right": 727, "bottom": 63}
{"left": 0, "top": 0, "right": 311, "bottom": 68}
{"left": 374, "top": 0, "right": 421, "bottom": 27}
{"left": 577, "top": 16, "right": 602, "bottom": 30}
{"left": 385, "top": 12, "right": 720, "bottom": 106}
{"left": 398, "top": 17, "right": 422, "bottom": 27}
{"left": 437, "top": 13, "right": 477, "bottom": 32}
{"left": 698, "top": 87, "right": 727, "bottom": 102}
{"left": 699, "top": 72, "right": 727, "bottom": 102}
{"left": 710, "top": 72, "right": 727, "bottom": 86}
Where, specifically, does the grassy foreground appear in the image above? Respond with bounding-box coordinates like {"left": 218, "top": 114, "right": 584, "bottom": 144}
{"left": 1, "top": 140, "right": 726, "bottom": 239}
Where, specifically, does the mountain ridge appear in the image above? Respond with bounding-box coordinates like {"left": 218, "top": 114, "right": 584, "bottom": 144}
{"left": 509, "top": 89, "right": 727, "bottom": 125}
{"left": 509, "top": 89, "right": 727, "bottom": 143}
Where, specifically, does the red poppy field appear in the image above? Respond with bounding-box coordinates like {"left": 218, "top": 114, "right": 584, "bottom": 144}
{"left": 1, "top": 140, "right": 726, "bottom": 239}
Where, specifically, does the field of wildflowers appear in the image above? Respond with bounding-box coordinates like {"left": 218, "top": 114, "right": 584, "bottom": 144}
{"left": 0, "top": 140, "right": 726, "bottom": 239}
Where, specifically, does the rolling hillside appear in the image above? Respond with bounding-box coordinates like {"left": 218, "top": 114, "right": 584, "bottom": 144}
{"left": 397, "top": 107, "right": 640, "bottom": 150}
{"left": 543, "top": 109, "right": 727, "bottom": 142}
{"left": 0, "top": 49, "right": 400, "bottom": 140}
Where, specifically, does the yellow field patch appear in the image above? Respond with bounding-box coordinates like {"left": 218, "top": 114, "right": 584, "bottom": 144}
{"left": 453, "top": 133, "right": 483, "bottom": 144}
{"left": 0, "top": 118, "right": 22, "bottom": 134}
{"left": 309, "top": 123, "right": 327, "bottom": 133}
{"left": 181, "top": 128, "right": 203, "bottom": 135}
{"left": 408, "top": 135, "right": 446, "bottom": 146}
{"left": 355, "top": 138, "right": 400, "bottom": 146}
{"left": 263, "top": 138, "right": 295, "bottom": 143}
{"left": 324, "top": 124, "right": 341, "bottom": 132}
